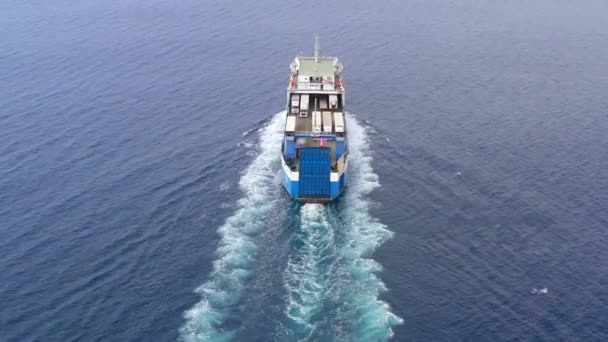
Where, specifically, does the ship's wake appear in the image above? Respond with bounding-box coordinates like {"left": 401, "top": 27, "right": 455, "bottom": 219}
{"left": 180, "top": 113, "right": 401, "bottom": 341}
{"left": 280, "top": 117, "right": 403, "bottom": 341}
{"left": 179, "top": 112, "right": 285, "bottom": 342}
{"left": 328, "top": 117, "right": 404, "bottom": 340}
{"left": 282, "top": 204, "right": 336, "bottom": 339}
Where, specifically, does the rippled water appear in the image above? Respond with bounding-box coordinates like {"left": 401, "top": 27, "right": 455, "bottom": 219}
{"left": 2, "top": 0, "right": 608, "bottom": 341}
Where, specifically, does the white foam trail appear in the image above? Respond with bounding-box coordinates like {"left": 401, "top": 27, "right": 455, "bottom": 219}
{"left": 333, "top": 116, "right": 403, "bottom": 341}
{"left": 180, "top": 112, "right": 285, "bottom": 342}
{"left": 242, "top": 127, "right": 257, "bottom": 137}
{"left": 283, "top": 204, "right": 336, "bottom": 339}
{"left": 278, "top": 116, "right": 403, "bottom": 341}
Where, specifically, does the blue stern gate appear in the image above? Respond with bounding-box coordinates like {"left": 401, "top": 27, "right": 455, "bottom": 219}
{"left": 299, "top": 147, "right": 331, "bottom": 198}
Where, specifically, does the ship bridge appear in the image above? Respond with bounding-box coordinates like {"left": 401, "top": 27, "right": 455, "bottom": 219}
{"left": 290, "top": 57, "right": 343, "bottom": 92}
{"left": 288, "top": 36, "right": 344, "bottom": 93}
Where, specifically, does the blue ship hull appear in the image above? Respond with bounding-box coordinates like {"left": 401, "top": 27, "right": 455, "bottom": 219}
{"left": 281, "top": 156, "right": 347, "bottom": 203}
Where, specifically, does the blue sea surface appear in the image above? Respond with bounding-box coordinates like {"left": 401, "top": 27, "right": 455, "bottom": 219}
{"left": 1, "top": 0, "right": 608, "bottom": 341}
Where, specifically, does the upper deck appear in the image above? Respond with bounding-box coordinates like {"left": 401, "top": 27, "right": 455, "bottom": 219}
{"left": 287, "top": 37, "right": 344, "bottom": 93}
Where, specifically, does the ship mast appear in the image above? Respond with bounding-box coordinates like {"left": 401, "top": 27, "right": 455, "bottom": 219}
{"left": 314, "top": 35, "right": 320, "bottom": 63}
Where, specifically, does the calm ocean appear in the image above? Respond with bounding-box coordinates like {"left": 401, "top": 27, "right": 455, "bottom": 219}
{"left": 1, "top": 0, "right": 607, "bottom": 341}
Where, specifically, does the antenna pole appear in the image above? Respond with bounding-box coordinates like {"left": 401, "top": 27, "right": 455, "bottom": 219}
{"left": 314, "top": 35, "right": 320, "bottom": 63}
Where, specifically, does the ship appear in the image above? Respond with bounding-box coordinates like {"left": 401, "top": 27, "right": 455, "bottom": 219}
{"left": 281, "top": 37, "right": 348, "bottom": 203}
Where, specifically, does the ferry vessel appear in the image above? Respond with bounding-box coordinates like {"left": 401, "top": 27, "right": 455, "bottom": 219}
{"left": 281, "top": 38, "right": 348, "bottom": 202}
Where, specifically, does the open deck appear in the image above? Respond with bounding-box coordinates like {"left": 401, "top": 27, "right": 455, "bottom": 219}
{"left": 287, "top": 93, "right": 345, "bottom": 135}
